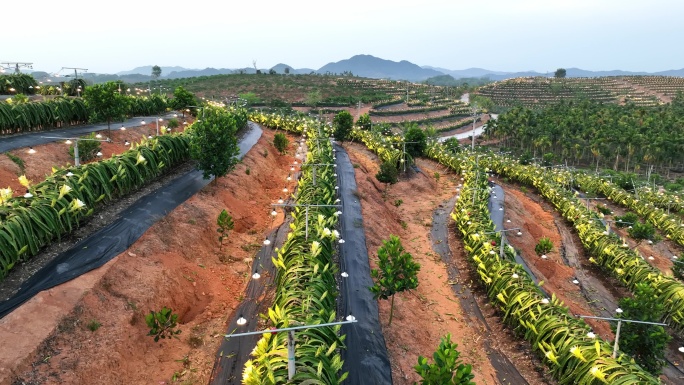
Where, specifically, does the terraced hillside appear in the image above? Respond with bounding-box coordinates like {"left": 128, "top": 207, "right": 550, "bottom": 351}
{"left": 477, "top": 76, "right": 684, "bottom": 110}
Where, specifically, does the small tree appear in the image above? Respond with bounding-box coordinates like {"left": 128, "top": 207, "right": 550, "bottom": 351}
{"left": 273, "top": 133, "right": 289, "bottom": 154}
{"left": 554, "top": 68, "right": 567, "bottom": 78}
{"left": 333, "top": 110, "right": 354, "bottom": 141}
{"left": 146, "top": 307, "right": 182, "bottom": 342}
{"left": 171, "top": 86, "right": 197, "bottom": 112}
{"left": 68, "top": 133, "right": 101, "bottom": 162}
{"left": 356, "top": 113, "right": 372, "bottom": 130}
{"left": 376, "top": 161, "right": 398, "bottom": 184}
{"left": 414, "top": 334, "right": 475, "bottom": 385}
{"left": 673, "top": 258, "right": 684, "bottom": 280}
{"left": 613, "top": 283, "right": 671, "bottom": 375}
{"left": 534, "top": 237, "right": 553, "bottom": 256}
{"left": 82, "top": 81, "right": 129, "bottom": 135}
{"left": 151, "top": 65, "right": 162, "bottom": 79}
{"left": 306, "top": 90, "right": 321, "bottom": 110}
{"left": 239, "top": 92, "right": 261, "bottom": 106}
{"left": 614, "top": 212, "right": 638, "bottom": 228}
{"left": 188, "top": 106, "right": 243, "bottom": 181}
{"left": 442, "top": 138, "right": 461, "bottom": 154}
{"left": 542, "top": 152, "right": 555, "bottom": 167}
{"left": 370, "top": 235, "right": 420, "bottom": 325}
{"left": 404, "top": 124, "right": 427, "bottom": 157}
{"left": 217, "top": 209, "right": 234, "bottom": 250}
{"left": 166, "top": 118, "right": 179, "bottom": 131}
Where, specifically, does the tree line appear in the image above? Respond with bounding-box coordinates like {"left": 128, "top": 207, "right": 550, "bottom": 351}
{"left": 487, "top": 93, "right": 684, "bottom": 176}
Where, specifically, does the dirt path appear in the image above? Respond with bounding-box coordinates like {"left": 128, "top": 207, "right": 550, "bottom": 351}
{"left": 343, "top": 143, "right": 555, "bottom": 385}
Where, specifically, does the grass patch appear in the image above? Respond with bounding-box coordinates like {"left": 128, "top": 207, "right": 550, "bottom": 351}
{"left": 87, "top": 319, "right": 102, "bottom": 332}
{"left": 5, "top": 152, "right": 25, "bottom": 175}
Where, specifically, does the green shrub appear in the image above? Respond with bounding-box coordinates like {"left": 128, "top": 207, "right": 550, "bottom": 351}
{"left": 628, "top": 221, "right": 660, "bottom": 244}
{"left": 356, "top": 113, "right": 372, "bottom": 130}
{"left": 596, "top": 204, "right": 612, "bottom": 215}
{"left": 145, "top": 307, "right": 181, "bottom": 342}
{"left": 414, "top": 333, "right": 475, "bottom": 385}
{"left": 534, "top": 237, "right": 553, "bottom": 256}
{"left": 68, "top": 133, "right": 102, "bottom": 162}
{"left": 87, "top": 319, "right": 101, "bottom": 332}
{"left": 333, "top": 111, "right": 354, "bottom": 141}
{"left": 166, "top": 118, "right": 179, "bottom": 130}
{"left": 217, "top": 209, "right": 234, "bottom": 251}
{"left": 370, "top": 235, "right": 420, "bottom": 325}
{"left": 613, "top": 284, "right": 671, "bottom": 375}
{"left": 403, "top": 124, "right": 427, "bottom": 157}
{"left": 614, "top": 212, "right": 638, "bottom": 228}
{"left": 273, "top": 133, "right": 289, "bottom": 154}
{"left": 394, "top": 199, "right": 403, "bottom": 207}
{"left": 664, "top": 182, "right": 683, "bottom": 192}
{"left": 376, "top": 161, "right": 398, "bottom": 184}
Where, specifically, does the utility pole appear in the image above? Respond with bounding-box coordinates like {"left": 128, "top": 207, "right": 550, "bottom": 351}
{"left": 0, "top": 62, "right": 33, "bottom": 73}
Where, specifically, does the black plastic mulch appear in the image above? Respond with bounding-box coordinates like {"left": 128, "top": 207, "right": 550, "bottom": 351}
{"left": 334, "top": 143, "right": 393, "bottom": 385}
{"left": 0, "top": 113, "right": 180, "bottom": 153}
{"left": 209, "top": 214, "right": 294, "bottom": 385}
{"left": 0, "top": 123, "right": 262, "bottom": 319}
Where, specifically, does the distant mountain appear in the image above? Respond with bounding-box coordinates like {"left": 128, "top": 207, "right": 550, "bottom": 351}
{"left": 422, "top": 66, "right": 510, "bottom": 78}
{"left": 116, "top": 66, "right": 193, "bottom": 76}
{"left": 656, "top": 68, "right": 684, "bottom": 77}
{"left": 424, "top": 74, "right": 494, "bottom": 87}
{"left": 48, "top": 56, "right": 684, "bottom": 84}
{"left": 565, "top": 67, "right": 684, "bottom": 77}
{"left": 318, "top": 54, "right": 444, "bottom": 81}
{"left": 166, "top": 68, "right": 234, "bottom": 78}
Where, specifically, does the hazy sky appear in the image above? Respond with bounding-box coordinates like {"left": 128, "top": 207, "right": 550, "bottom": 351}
{"left": 3, "top": 0, "right": 683, "bottom": 75}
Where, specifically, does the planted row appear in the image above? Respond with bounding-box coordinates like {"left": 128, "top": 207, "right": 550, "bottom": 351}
{"left": 572, "top": 172, "right": 684, "bottom": 248}
{"left": 423, "top": 142, "right": 660, "bottom": 384}
{"left": 243, "top": 113, "right": 347, "bottom": 384}
{"left": 0, "top": 134, "right": 190, "bottom": 279}
{"left": 483, "top": 155, "right": 684, "bottom": 337}
{"left": 1, "top": 91, "right": 169, "bottom": 135}
{"left": 0, "top": 97, "right": 89, "bottom": 134}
